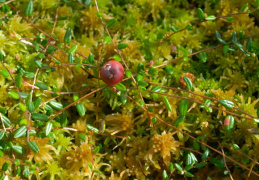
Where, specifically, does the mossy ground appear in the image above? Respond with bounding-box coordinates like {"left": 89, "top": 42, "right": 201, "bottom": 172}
{"left": 0, "top": 0, "right": 259, "bottom": 179}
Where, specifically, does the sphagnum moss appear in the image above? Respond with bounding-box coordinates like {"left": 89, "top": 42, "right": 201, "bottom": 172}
{"left": 0, "top": 0, "right": 258, "bottom": 179}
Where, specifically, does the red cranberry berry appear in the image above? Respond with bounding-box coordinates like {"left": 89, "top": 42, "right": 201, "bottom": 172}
{"left": 100, "top": 60, "right": 124, "bottom": 86}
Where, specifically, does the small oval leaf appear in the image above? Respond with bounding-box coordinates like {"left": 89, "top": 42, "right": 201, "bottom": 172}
{"left": 45, "top": 122, "right": 53, "bottom": 136}
{"left": 163, "top": 96, "right": 172, "bottom": 112}
{"left": 183, "top": 76, "right": 193, "bottom": 90}
{"left": 64, "top": 28, "right": 72, "bottom": 44}
{"left": 104, "top": 36, "right": 112, "bottom": 44}
{"left": 179, "top": 99, "right": 189, "bottom": 116}
{"left": 24, "top": 0, "right": 33, "bottom": 17}
{"left": 14, "top": 126, "right": 27, "bottom": 138}
{"left": 76, "top": 102, "right": 86, "bottom": 116}
{"left": 28, "top": 141, "right": 40, "bottom": 153}
{"left": 218, "top": 99, "right": 234, "bottom": 109}
{"left": 35, "top": 82, "right": 48, "bottom": 90}
{"left": 49, "top": 101, "right": 63, "bottom": 111}
{"left": 8, "top": 91, "right": 19, "bottom": 99}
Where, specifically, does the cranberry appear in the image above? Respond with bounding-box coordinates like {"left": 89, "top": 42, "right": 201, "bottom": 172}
{"left": 100, "top": 60, "right": 124, "bottom": 86}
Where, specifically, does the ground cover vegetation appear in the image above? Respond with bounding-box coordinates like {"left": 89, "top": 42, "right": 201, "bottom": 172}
{"left": 0, "top": 0, "right": 259, "bottom": 179}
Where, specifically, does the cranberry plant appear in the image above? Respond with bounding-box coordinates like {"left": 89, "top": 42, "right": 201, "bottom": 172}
{"left": 0, "top": 0, "right": 259, "bottom": 179}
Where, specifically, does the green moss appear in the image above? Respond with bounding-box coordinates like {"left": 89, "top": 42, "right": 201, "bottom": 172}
{"left": 0, "top": 0, "right": 259, "bottom": 179}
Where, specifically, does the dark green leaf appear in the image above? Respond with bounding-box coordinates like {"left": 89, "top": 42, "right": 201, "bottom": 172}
{"left": 106, "top": 19, "right": 117, "bottom": 28}
{"left": 64, "top": 28, "right": 72, "bottom": 44}
{"left": 68, "top": 53, "right": 74, "bottom": 63}
{"left": 23, "top": 167, "right": 30, "bottom": 178}
{"left": 232, "top": 40, "right": 242, "bottom": 49}
{"left": 115, "top": 83, "right": 126, "bottom": 91}
{"left": 179, "top": 99, "right": 189, "bottom": 116}
{"left": 232, "top": 31, "right": 237, "bottom": 42}
{"left": 174, "top": 115, "right": 185, "bottom": 127}
{"left": 0, "top": 131, "right": 5, "bottom": 140}
{"left": 223, "top": 45, "right": 229, "bottom": 55}
{"left": 148, "top": 66, "right": 155, "bottom": 75}
{"left": 118, "top": 43, "right": 128, "bottom": 50}
{"left": 45, "top": 122, "right": 52, "bottom": 136}
{"left": 185, "top": 24, "right": 193, "bottom": 30}
{"left": 8, "top": 91, "right": 19, "bottom": 99}
{"left": 0, "top": 51, "right": 3, "bottom": 62}
{"left": 60, "top": 112, "right": 67, "bottom": 126}
{"left": 196, "top": 162, "right": 207, "bottom": 168}
{"left": 93, "top": 146, "right": 100, "bottom": 155}
{"left": 202, "top": 149, "right": 210, "bottom": 160}
{"left": 78, "top": 133, "right": 86, "bottom": 141}
{"left": 218, "top": 99, "right": 234, "bottom": 109}
{"left": 24, "top": 1, "right": 33, "bottom": 17}
{"left": 14, "top": 126, "right": 26, "bottom": 138}
{"left": 246, "top": 37, "right": 253, "bottom": 52}
{"left": 88, "top": 53, "right": 94, "bottom": 64}
{"left": 2, "top": 162, "right": 8, "bottom": 171}
{"left": 2, "top": 115, "right": 11, "bottom": 127}
{"left": 183, "top": 76, "right": 193, "bottom": 90}
{"left": 52, "top": 57, "right": 61, "bottom": 64}
{"left": 35, "top": 82, "right": 48, "bottom": 90}
{"left": 27, "top": 102, "right": 35, "bottom": 113}
{"left": 31, "top": 113, "right": 49, "bottom": 121}
{"left": 76, "top": 102, "right": 86, "bottom": 116}
{"left": 28, "top": 141, "right": 39, "bottom": 153}
{"left": 49, "top": 101, "right": 63, "bottom": 111}
{"left": 197, "top": 8, "right": 205, "bottom": 20}
{"left": 170, "top": 26, "right": 178, "bottom": 32}
{"left": 152, "top": 117, "right": 157, "bottom": 124}
{"left": 215, "top": 31, "right": 228, "bottom": 45}
{"left": 165, "top": 65, "right": 173, "bottom": 74}
{"left": 193, "top": 140, "right": 200, "bottom": 150}
{"left": 163, "top": 97, "right": 172, "bottom": 112}
{"left": 34, "top": 97, "right": 41, "bottom": 108}
{"left": 0, "top": 107, "right": 7, "bottom": 114}
{"left": 198, "top": 52, "right": 207, "bottom": 63}
{"left": 184, "top": 172, "right": 194, "bottom": 177}
{"left": 147, "top": 107, "right": 153, "bottom": 112}
{"left": 138, "top": 80, "right": 149, "bottom": 87}
{"left": 25, "top": 72, "right": 35, "bottom": 79}
{"left": 120, "top": 90, "right": 127, "bottom": 105}
{"left": 46, "top": 45, "right": 57, "bottom": 54}
{"left": 34, "top": 58, "right": 42, "bottom": 67}
{"left": 174, "top": 163, "right": 183, "bottom": 172}
{"left": 210, "top": 158, "right": 225, "bottom": 170}
{"left": 12, "top": 145, "right": 26, "bottom": 154}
